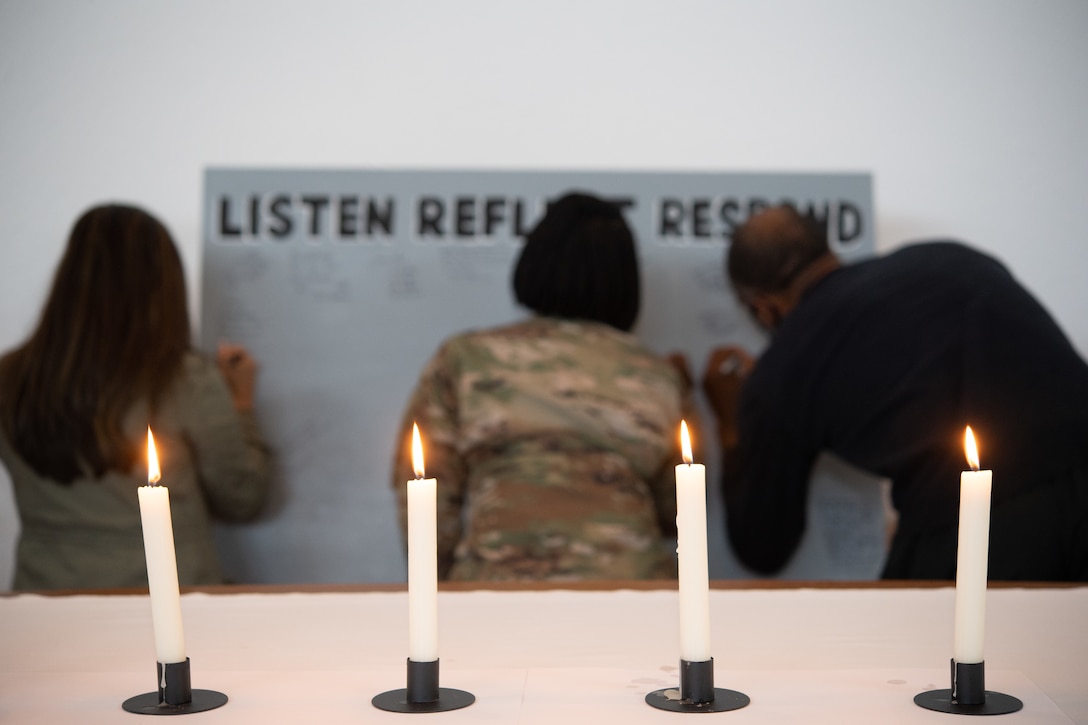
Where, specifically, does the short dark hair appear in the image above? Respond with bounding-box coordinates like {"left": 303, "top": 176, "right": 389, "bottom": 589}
{"left": 513, "top": 191, "right": 640, "bottom": 332}
{"left": 728, "top": 205, "right": 830, "bottom": 294}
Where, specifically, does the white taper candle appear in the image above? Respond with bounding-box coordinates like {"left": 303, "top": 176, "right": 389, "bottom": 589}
{"left": 953, "top": 426, "right": 992, "bottom": 664}
{"left": 675, "top": 421, "right": 712, "bottom": 662}
{"left": 407, "top": 423, "right": 439, "bottom": 663}
{"left": 138, "top": 428, "right": 187, "bottom": 664}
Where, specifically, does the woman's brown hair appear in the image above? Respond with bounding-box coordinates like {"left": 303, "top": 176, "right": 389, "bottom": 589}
{"left": 0, "top": 204, "right": 191, "bottom": 482}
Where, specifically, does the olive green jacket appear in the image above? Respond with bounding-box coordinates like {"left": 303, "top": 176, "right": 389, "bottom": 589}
{"left": 1, "top": 353, "right": 271, "bottom": 590}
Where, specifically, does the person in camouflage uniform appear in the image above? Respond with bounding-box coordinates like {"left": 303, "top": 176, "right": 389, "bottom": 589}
{"left": 392, "top": 192, "right": 691, "bottom": 581}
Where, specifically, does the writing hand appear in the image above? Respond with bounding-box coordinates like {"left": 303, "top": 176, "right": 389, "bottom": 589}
{"left": 665, "top": 352, "right": 694, "bottom": 393}
{"left": 216, "top": 342, "right": 259, "bottom": 411}
{"left": 701, "top": 346, "right": 755, "bottom": 449}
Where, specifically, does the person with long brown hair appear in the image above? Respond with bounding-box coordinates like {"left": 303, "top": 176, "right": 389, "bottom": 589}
{"left": 0, "top": 203, "right": 271, "bottom": 590}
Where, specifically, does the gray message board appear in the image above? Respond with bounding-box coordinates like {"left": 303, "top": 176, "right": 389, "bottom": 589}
{"left": 201, "top": 169, "right": 883, "bottom": 584}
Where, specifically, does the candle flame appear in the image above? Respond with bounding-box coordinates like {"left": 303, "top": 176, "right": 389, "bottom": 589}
{"left": 147, "top": 427, "right": 161, "bottom": 484}
{"left": 411, "top": 423, "right": 425, "bottom": 479}
{"left": 964, "top": 426, "right": 980, "bottom": 472}
{"left": 680, "top": 420, "right": 693, "bottom": 465}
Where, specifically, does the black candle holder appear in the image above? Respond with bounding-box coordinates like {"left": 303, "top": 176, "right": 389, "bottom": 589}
{"left": 645, "top": 658, "right": 750, "bottom": 713}
{"left": 372, "top": 658, "right": 475, "bottom": 713}
{"left": 121, "top": 658, "right": 228, "bottom": 715}
{"left": 914, "top": 659, "right": 1023, "bottom": 715}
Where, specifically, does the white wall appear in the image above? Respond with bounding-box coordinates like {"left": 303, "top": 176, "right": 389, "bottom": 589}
{"left": 1, "top": 0, "right": 1086, "bottom": 588}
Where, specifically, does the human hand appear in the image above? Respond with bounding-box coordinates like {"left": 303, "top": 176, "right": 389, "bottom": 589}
{"left": 216, "top": 341, "right": 258, "bottom": 411}
{"left": 701, "top": 346, "right": 755, "bottom": 449}
{"left": 665, "top": 352, "right": 694, "bottom": 393}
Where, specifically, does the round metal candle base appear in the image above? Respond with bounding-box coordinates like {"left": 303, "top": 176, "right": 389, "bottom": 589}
{"left": 121, "top": 689, "right": 228, "bottom": 715}
{"left": 915, "top": 660, "right": 1022, "bottom": 715}
{"left": 645, "top": 687, "right": 750, "bottom": 713}
{"left": 646, "top": 659, "right": 749, "bottom": 713}
{"left": 122, "top": 658, "right": 228, "bottom": 715}
{"left": 372, "top": 659, "right": 475, "bottom": 713}
{"left": 914, "top": 690, "right": 1023, "bottom": 716}
{"left": 371, "top": 688, "right": 476, "bottom": 713}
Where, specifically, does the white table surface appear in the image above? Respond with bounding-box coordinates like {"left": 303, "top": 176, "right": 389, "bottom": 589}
{"left": 1, "top": 584, "right": 1084, "bottom": 723}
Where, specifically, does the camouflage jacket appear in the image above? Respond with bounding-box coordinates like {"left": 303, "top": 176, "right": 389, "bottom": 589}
{"left": 392, "top": 317, "right": 690, "bottom": 582}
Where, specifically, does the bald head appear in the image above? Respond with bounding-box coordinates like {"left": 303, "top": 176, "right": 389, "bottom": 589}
{"left": 727, "top": 205, "right": 833, "bottom": 296}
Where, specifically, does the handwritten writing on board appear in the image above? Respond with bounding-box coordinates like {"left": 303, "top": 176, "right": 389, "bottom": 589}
{"left": 202, "top": 168, "right": 880, "bottom": 584}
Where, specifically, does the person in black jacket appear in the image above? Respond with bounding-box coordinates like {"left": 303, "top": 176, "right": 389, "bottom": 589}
{"left": 701, "top": 204, "right": 1088, "bottom": 580}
